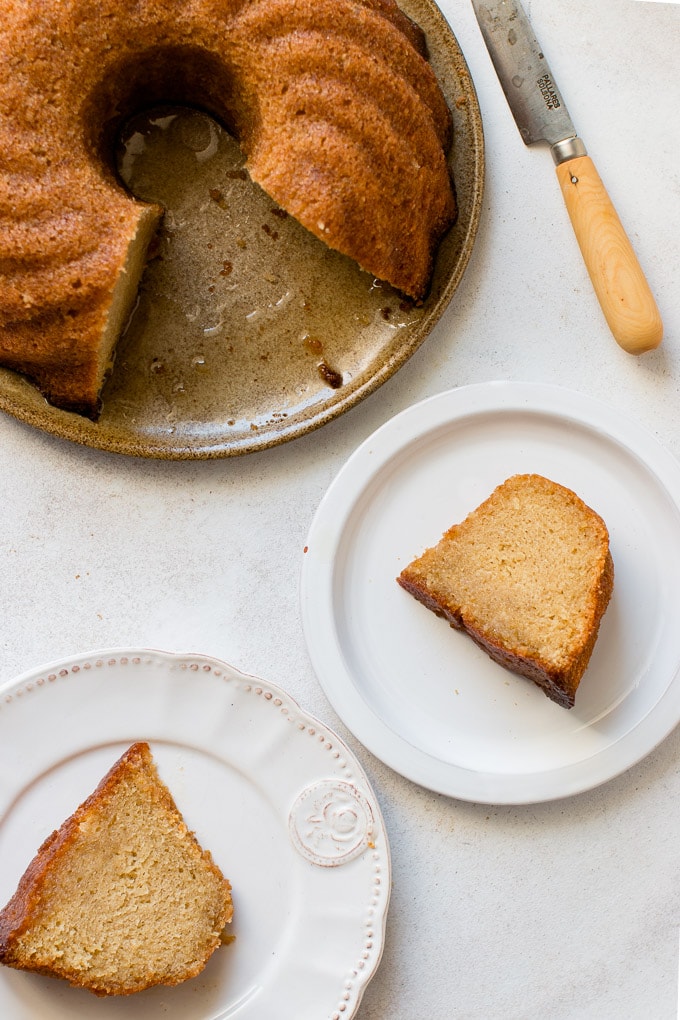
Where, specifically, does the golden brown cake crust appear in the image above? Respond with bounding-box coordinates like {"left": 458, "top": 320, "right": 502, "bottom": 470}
{"left": 0, "top": 0, "right": 456, "bottom": 415}
{"left": 0, "top": 742, "right": 233, "bottom": 995}
{"left": 397, "top": 474, "right": 614, "bottom": 709}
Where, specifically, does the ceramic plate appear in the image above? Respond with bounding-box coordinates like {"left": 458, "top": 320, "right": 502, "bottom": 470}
{"left": 300, "top": 381, "right": 680, "bottom": 804}
{"left": 0, "top": 650, "right": 390, "bottom": 1018}
{"left": 0, "top": 0, "right": 484, "bottom": 459}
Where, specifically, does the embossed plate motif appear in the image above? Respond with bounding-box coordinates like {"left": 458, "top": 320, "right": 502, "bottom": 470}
{"left": 0, "top": 649, "right": 390, "bottom": 1019}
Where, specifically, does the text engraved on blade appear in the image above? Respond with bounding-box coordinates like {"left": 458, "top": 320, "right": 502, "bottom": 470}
{"left": 537, "top": 74, "right": 561, "bottom": 111}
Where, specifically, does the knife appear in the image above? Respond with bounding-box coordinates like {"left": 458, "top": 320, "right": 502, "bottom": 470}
{"left": 471, "top": 0, "right": 663, "bottom": 354}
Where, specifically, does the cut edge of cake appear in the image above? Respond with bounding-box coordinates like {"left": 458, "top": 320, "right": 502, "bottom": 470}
{"left": 0, "top": 741, "right": 233, "bottom": 995}
{"left": 397, "top": 474, "right": 614, "bottom": 709}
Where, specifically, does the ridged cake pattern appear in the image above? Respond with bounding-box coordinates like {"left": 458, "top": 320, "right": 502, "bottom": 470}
{"left": 0, "top": 0, "right": 456, "bottom": 415}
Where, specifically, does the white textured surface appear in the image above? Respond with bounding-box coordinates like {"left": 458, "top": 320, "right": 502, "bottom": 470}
{"left": 0, "top": 1, "right": 679, "bottom": 1017}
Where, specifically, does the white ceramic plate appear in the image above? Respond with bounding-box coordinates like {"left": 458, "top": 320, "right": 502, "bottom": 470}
{"left": 301, "top": 381, "right": 680, "bottom": 804}
{"left": 0, "top": 650, "right": 390, "bottom": 1019}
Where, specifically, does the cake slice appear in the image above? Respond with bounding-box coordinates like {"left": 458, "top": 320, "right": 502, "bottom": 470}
{"left": 0, "top": 742, "right": 233, "bottom": 995}
{"left": 397, "top": 474, "right": 614, "bottom": 708}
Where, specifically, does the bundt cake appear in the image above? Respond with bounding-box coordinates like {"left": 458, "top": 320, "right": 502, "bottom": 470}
{"left": 0, "top": 742, "right": 233, "bottom": 995}
{"left": 397, "top": 474, "right": 614, "bottom": 708}
{"left": 0, "top": 0, "right": 457, "bottom": 417}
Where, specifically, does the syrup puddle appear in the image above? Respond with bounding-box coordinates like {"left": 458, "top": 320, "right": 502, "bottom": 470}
{"left": 107, "top": 106, "right": 421, "bottom": 431}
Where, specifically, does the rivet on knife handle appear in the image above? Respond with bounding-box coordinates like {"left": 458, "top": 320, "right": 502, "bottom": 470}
{"left": 471, "top": 0, "right": 663, "bottom": 354}
{"left": 553, "top": 148, "right": 663, "bottom": 354}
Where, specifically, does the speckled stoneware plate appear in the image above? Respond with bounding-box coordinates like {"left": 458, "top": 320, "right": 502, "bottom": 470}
{"left": 0, "top": 0, "right": 484, "bottom": 459}
{"left": 0, "top": 649, "right": 390, "bottom": 1019}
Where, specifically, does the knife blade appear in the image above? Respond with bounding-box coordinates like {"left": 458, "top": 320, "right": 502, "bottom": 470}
{"left": 471, "top": 0, "right": 663, "bottom": 354}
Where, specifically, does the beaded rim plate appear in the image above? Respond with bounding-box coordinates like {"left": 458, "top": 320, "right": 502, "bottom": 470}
{"left": 0, "top": 0, "right": 484, "bottom": 459}
{"left": 0, "top": 649, "right": 390, "bottom": 1019}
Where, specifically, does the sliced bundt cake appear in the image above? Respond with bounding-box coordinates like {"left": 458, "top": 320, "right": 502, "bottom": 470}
{"left": 397, "top": 474, "right": 614, "bottom": 708}
{"left": 0, "top": 742, "right": 233, "bottom": 995}
{"left": 0, "top": 0, "right": 456, "bottom": 416}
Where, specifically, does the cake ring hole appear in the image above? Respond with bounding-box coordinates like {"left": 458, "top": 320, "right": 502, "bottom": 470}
{"left": 115, "top": 105, "right": 236, "bottom": 206}
{"left": 81, "top": 47, "right": 248, "bottom": 196}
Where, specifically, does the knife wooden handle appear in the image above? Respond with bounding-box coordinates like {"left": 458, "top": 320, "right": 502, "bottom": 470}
{"left": 555, "top": 155, "right": 663, "bottom": 354}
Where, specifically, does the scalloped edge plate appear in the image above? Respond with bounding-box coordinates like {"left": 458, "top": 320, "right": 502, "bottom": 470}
{"left": 0, "top": 649, "right": 390, "bottom": 1018}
